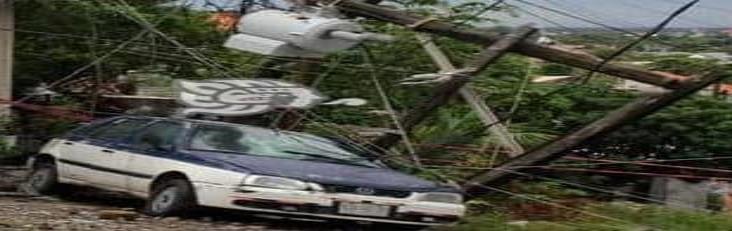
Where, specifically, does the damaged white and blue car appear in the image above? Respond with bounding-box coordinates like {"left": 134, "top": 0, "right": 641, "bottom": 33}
{"left": 26, "top": 116, "right": 466, "bottom": 226}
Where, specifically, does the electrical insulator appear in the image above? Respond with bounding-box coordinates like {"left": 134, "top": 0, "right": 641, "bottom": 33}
{"left": 224, "top": 9, "right": 393, "bottom": 58}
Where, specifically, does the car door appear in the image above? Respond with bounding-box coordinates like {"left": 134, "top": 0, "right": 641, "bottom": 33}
{"left": 60, "top": 118, "right": 153, "bottom": 190}
{"left": 56, "top": 118, "right": 116, "bottom": 180}
{"left": 123, "top": 121, "right": 186, "bottom": 194}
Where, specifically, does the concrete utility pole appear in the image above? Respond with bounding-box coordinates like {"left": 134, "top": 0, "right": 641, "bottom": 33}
{"left": 0, "top": 0, "right": 13, "bottom": 116}
{"left": 371, "top": 26, "right": 538, "bottom": 150}
{"left": 329, "top": 0, "right": 689, "bottom": 89}
{"left": 414, "top": 34, "right": 525, "bottom": 157}
{"left": 463, "top": 72, "right": 725, "bottom": 195}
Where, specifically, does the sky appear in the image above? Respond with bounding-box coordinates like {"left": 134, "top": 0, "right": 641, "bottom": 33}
{"left": 184, "top": 0, "right": 732, "bottom": 28}
{"left": 489, "top": 0, "right": 732, "bottom": 28}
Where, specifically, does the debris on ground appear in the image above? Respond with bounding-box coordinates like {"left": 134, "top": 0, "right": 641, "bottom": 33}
{"left": 0, "top": 168, "right": 350, "bottom": 231}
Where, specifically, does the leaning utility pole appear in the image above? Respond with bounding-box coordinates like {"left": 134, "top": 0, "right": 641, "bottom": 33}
{"left": 463, "top": 72, "right": 725, "bottom": 194}
{"left": 414, "top": 34, "right": 525, "bottom": 157}
{"left": 371, "top": 26, "right": 538, "bottom": 151}
{"left": 0, "top": 0, "right": 12, "bottom": 116}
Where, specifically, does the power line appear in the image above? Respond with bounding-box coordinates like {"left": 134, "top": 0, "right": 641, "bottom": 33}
{"left": 564, "top": 156, "right": 732, "bottom": 174}
{"left": 467, "top": 183, "right": 647, "bottom": 227}
{"left": 654, "top": 0, "right": 732, "bottom": 15}
{"left": 510, "top": 0, "right": 687, "bottom": 50}
{"left": 505, "top": 3, "right": 575, "bottom": 31}
{"left": 10, "top": 31, "right": 423, "bottom": 82}
{"left": 582, "top": 0, "right": 700, "bottom": 83}
{"left": 475, "top": 166, "right": 713, "bottom": 212}
{"left": 541, "top": 0, "right": 648, "bottom": 29}
{"left": 545, "top": 167, "right": 732, "bottom": 181}
{"left": 614, "top": 0, "right": 727, "bottom": 28}
{"left": 453, "top": 0, "right": 506, "bottom": 28}
{"left": 106, "top": 0, "right": 240, "bottom": 78}
{"left": 15, "top": 30, "right": 151, "bottom": 104}
{"left": 1, "top": 27, "right": 423, "bottom": 75}
{"left": 546, "top": 0, "right": 720, "bottom": 29}
{"left": 422, "top": 154, "right": 732, "bottom": 176}
{"left": 361, "top": 45, "right": 421, "bottom": 166}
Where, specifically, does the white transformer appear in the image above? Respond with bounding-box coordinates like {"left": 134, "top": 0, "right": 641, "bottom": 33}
{"left": 224, "top": 10, "right": 392, "bottom": 58}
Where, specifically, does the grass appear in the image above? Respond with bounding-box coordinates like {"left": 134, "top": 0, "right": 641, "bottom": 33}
{"left": 441, "top": 202, "right": 732, "bottom": 231}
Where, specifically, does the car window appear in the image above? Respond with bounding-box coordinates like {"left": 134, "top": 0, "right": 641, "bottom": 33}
{"left": 130, "top": 122, "right": 184, "bottom": 151}
{"left": 190, "top": 125, "right": 251, "bottom": 153}
{"left": 87, "top": 118, "right": 152, "bottom": 142}
{"left": 188, "top": 124, "right": 378, "bottom": 168}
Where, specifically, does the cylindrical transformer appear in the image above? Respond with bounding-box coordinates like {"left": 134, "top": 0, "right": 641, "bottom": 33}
{"left": 237, "top": 10, "right": 364, "bottom": 53}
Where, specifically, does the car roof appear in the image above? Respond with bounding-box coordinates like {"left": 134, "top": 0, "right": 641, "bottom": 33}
{"left": 111, "top": 115, "right": 268, "bottom": 130}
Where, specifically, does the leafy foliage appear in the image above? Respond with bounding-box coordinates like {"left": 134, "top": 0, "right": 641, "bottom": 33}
{"left": 11, "top": 2, "right": 732, "bottom": 224}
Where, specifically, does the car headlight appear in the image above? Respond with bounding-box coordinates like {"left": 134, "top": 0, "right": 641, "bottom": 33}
{"left": 242, "top": 175, "right": 311, "bottom": 190}
{"left": 417, "top": 192, "right": 464, "bottom": 204}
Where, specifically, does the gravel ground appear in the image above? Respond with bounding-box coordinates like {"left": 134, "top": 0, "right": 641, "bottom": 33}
{"left": 0, "top": 167, "right": 401, "bottom": 231}
{"left": 0, "top": 196, "right": 293, "bottom": 231}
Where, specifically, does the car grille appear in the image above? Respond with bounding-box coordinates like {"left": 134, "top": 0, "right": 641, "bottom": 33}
{"left": 323, "top": 184, "right": 412, "bottom": 198}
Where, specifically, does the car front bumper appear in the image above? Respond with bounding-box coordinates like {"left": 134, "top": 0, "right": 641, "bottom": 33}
{"left": 194, "top": 182, "right": 465, "bottom": 226}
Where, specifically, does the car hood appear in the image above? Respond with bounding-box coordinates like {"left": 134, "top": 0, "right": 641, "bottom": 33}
{"left": 186, "top": 151, "right": 456, "bottom": 192}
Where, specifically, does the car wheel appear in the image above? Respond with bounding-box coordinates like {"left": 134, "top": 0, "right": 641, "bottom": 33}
{"left": 26, "top": 162, "right": 59, "bottom": 194}
{"left": 144, "top": 179, "right": 196, "bottom": 216}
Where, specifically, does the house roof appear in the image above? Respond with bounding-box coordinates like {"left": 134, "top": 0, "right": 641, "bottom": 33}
{"left": 717, "top": 84, "right": 732, "bottom": 95}
{"left": 209, "top": 12, "right": 239, "bottom": 31}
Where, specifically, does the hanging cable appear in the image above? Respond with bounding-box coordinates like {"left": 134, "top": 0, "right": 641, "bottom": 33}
{"left": 581, "top": 0, "right": 700, "bottom": 84}
{"left": 468, "top": 183, "right": 644, "bottom": 227}
{"left": 104, "top": 0, "right": 239, "bottom": 78}
{"left": 453, "top": 0, "right": 506, "bottom": 28}
{"left": 15, "top": 30, "right": 150, "bottom": 104}
{"left": 361, "top": 45, "right": 422, "bottom": 166}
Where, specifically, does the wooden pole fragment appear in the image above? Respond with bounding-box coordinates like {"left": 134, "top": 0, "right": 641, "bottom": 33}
{"left": 329, "top": 0, "right": 688, "bottom": 89}
{"left": 371, "top": 26, "right": 538, "bottom": 150}
{"left": 462, "top": 72, "right": 726, "bottom": 196}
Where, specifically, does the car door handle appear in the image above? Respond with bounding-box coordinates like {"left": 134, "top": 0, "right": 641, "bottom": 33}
{"left": 63, "top": 142, "right": 74, "bottom": 145}
{"left": 101, "top": 149, "right": 115, "bottom": 154}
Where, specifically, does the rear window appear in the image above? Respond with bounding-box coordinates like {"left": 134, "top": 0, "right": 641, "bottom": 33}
{"left": 129, "top": 121, "right": 184, "bottom": 151}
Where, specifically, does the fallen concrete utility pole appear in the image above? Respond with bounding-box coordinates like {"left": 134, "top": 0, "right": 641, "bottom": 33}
{"left": 371, "top": 26, "right": 538, "bottom": 150}
{"left": 462, "top": 72, "right": 726, "bottom": 196}
{"left": 414, "top": 34, "right": 525, "bottom": 157}
{"left": 327, "top": 0, "right": 688, "bottom": 89}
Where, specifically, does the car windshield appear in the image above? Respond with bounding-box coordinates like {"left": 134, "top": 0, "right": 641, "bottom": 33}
{"left": 188, "top": 124, "right": 379, "bottom": 168}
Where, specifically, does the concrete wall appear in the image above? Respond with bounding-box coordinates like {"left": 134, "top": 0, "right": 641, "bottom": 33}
{"left": 650, "top": 177, "right": 711, "bottom": 210}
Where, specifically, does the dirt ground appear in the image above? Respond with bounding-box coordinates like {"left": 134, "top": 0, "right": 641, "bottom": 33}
{"left": 0, "top": 167, "right": 401, "bottom": 231}
{"left": 0, "top": 196, "right": 315, "bottom": 231}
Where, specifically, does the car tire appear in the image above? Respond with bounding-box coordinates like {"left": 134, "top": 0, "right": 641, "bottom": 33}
{"left": 25, "top": 162, "right": 59, "bottom": 194}
{"left": 144, "top": 178, "right": 196, "bottom": 216}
